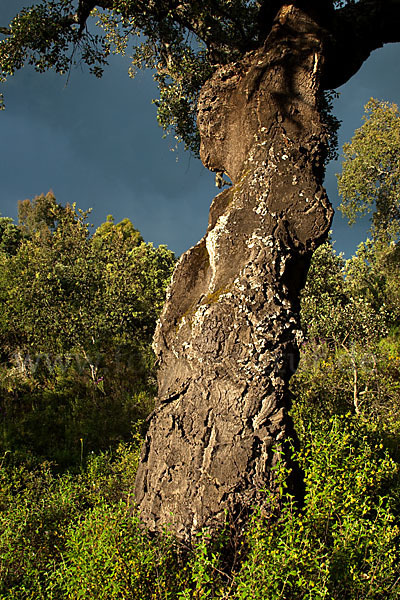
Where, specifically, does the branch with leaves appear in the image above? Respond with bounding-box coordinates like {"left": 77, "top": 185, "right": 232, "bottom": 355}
{"left": 1, "top": 1, "right": 400, "bottom": 150}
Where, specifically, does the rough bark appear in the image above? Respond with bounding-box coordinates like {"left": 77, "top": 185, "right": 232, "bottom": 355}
{"left": 134, "top": 4, "right": 333, "bottom": 541}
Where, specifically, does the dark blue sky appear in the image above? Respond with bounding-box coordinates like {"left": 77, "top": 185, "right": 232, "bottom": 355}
{"left": 1, "top": 2, "right": 400, "bottom": 257}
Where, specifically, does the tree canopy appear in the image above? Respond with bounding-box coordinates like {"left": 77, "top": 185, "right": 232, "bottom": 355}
{"left": 1, "top": 0, "right": 399, "bottom": 154}
{"left": 338, "top": 98, "right": 400, "bottom": 240}
{"left": 0, "top": 194, "right": 175, "bottom": 466}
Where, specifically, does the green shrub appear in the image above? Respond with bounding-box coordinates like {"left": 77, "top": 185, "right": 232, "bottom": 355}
{"left": 1, "top": 414, "right": 399, "bottom": 600}
{"left": 234, "top": 415, "right": 400, "bottom": 600}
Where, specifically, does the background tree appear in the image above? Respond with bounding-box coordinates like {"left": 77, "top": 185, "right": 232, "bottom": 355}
{"left": 299, "top": 238, "right": 347, "bottom": 344}
{"left": 337, "top": 98, "right": 400, "bottom": 328}
{"left": 293, "top": 98, "right": 400, "bottom": 426}
{"left": 18, "top": 191, "right": 65, "bottom": 238}
{"left": 338, "top": 98, "right": 400, "bottom": 240}
{"left": 294, "top": 238, "right": 392, "bottom": 419}
{"left": 0, "top": 196, "right": 175, "bottom": 467}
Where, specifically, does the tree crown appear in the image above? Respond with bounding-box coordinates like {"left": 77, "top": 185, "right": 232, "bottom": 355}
{"left": 0, "top": 1, "right": 390, "bottom": 154}
{"left": 338, "top": 98, "right": 400, "bottom": 241}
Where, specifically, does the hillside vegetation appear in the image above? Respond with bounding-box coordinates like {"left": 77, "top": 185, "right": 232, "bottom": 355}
{"left": 1, "top": 101, "right": 400, "bottom": 599}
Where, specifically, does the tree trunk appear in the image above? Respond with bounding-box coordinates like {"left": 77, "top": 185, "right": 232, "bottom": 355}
{"left": 134, "top": 4, "right": 333, "bottom": 541}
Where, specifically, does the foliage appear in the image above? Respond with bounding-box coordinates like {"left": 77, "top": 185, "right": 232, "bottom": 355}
{"left": 300, "top": 239, "right": 347, "bottom": 343}
{"left": 297, "top": 122, "right": 400, "bottom": 421}
{"left": 291, "top": 332, "right": 400, "bottom": 429}
{"left": 295, "top": 233, "right": 400, "bottom": 423}
{"left": 0, "top": 195, "right": 175, "bottom": 467}
{"left": 18, "top": 190, "right": 67, "bottom": 237}
{"left": 338, "top": 98, "right": 400, "bottom": 239}
{"left": 0, "top": 217, "right": 22, "bottom": 256}
{"left": 0, "top": 0, "right": 260, "bottom": 154}
{"left": 1, "top": 218, "right": 400, "bottom": 599}
{"left": 344, "top": 235, "right": 400, "bottom": 329}
{"left": 0, "top": 1, "right": 347, "bottom": 154}
{"left": 1, "top": 414, "right": 399, "bottom": 599}
{"left": 319, "top": 89, "right": 341, "bottom": 162}
{"left": 294, "top": 99, "right": 400, "bottom": 431}
{"left": 0, "top": 439, "right": 143, "bottom": 598}
{"left": 1, "top": 203, "right": 400, "bottom": 596}
{"left": 299, "top": 238, "right": 390, "bottom": 347}
{"left": 235, "top": 416, "right": 400, "bottom": 600}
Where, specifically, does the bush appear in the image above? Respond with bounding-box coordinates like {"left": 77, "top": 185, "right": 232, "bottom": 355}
{"left": 1, "top": 413, "right": 399, "bottom": 600}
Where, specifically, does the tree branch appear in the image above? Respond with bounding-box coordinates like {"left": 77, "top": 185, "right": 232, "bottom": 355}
{"left": 76, "top": 0, "right": 256, "bottom": 59}
{"left": 77, "top": 0, "right": 112, "bottom": 33}
{"left": 323, "top": 0, "right": 400, "bottom": 89}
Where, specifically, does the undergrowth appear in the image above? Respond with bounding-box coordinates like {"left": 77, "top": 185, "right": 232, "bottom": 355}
{"left": 1, "top": 408, "right": 399, "bottom": 599}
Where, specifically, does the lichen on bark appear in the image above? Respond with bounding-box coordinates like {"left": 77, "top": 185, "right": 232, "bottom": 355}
{"left": 134, "top": 4, "right": 333, "bottom": 541}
